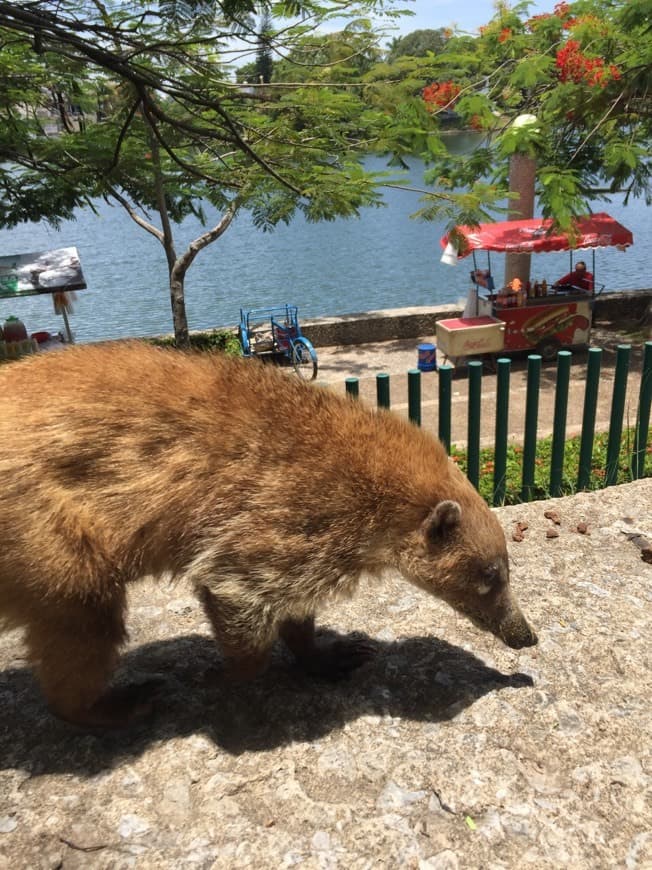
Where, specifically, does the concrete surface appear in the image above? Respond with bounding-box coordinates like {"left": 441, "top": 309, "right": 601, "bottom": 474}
{"left": 1, "top": 479, "right": 651, "bottom": 869}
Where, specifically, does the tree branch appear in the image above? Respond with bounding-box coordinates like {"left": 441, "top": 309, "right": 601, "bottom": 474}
{"left": 106, "top": 187, "right": 164, "bottom": 243}
{"left": 173, "top": 199, "right": 240, "bottom": 278}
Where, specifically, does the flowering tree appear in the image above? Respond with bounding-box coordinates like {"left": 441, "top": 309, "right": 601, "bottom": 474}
{"left": 413, "top": 0, "right": 651, "bottom": 232}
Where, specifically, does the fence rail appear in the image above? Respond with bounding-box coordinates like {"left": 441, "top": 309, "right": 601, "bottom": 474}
{"left": 344, "top": 341, "right": 652, "bottom": 505}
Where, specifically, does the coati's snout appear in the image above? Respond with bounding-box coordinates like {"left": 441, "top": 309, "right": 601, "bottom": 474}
{"left": 454, "top": 592, "right": 538, "bottom": 650}
{"left": 497, "top": 609, "right": 538, "bottom": 649}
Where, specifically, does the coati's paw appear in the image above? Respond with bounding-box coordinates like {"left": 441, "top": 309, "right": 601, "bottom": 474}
{"left": 52, "top": 678, "right": 166, "bottom": 730}
{"left": 298, "top": 635, "right": 376, "bottom": 681}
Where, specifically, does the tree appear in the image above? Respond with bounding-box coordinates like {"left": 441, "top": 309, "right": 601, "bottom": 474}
{"left": 272, "top": 22, "right": 384, "bottom": 83}
{"left": 410, "top": 0, "right": 652, "bottom": 235}
{"left": 0, "top": 0, "right": 421, "bottom": 345}
{"left": 254, "top": 10, "right": 273, "bottom": 84}
{"left": 386, "top": 28, "right": 449, "bottom": 62}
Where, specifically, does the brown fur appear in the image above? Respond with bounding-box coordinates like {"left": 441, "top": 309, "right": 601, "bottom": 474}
{"left": 0, "top": 342, "right": 536, "bottom": 726}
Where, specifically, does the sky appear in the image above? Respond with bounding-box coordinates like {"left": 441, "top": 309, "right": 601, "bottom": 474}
{"left": 390, "top": 0, "right": 561, "bottom": 38}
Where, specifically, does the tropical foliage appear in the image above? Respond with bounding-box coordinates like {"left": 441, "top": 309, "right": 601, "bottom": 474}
{"left": 0, "top": 0, "right": 649, "bottom": 340}
{"left": 410, "top": 0, "right": 651, "bottom": 228}
{"left": 0, "top": 0, "right": 416, "bottom": 343}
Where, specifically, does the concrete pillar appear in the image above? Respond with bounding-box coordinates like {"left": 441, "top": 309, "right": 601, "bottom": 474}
{"left": 504, "top": 152, "right": 536, "bottom": 287}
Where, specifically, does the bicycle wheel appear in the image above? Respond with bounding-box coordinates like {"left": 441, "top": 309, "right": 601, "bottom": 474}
{"left": 291, "top": 337, "right": 318, "bottom": 380}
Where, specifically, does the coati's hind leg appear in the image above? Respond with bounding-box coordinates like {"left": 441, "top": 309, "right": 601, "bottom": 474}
{"left": 24, "top": 591, "right": 158, "bottom": 728}
{"left": 198, "top": 585, "right": 273, "bottom": 680}
{"left": 280, "top": 616, "right": 376, "bottom": 680}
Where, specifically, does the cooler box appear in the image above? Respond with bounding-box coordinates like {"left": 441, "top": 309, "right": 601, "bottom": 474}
{"left": 436, "top": 316, "right": 505, "bottom": 357}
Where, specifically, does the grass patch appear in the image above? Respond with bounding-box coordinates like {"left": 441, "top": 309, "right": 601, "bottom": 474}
{"left": 147, "top": 329, "right": 242, "bottom": 355}
{"left": 450, "top": 428, "right": 651, "bottom": 505}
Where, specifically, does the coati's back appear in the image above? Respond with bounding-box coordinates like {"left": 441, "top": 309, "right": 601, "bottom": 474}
{"left": 0, "top": 343, "right": 458, "bottom": 610}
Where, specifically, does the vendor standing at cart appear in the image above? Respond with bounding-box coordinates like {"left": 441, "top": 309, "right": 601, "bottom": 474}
{"left": 554, "top": 260, "right": 594, "bottom": 293}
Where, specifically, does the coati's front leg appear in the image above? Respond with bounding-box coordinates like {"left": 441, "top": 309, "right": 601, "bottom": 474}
{"left": 198, "top": 585, "right": 274, "bottom": 680}
{"left": 280, "top": 616, "right": 376, "bottom": 680}
{"left": 198, "top": 586, "right": 374, "bottom": 681}
{"left": 25, "top": 593, "right": 161, "bottom": 729}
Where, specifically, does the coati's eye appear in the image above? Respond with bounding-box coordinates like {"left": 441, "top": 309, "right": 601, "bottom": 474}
{"left": 483, "top": 563, "right": 501, "bottom": 584}
{"left": 476, "top": 563, "right": 502, "bottom": 594}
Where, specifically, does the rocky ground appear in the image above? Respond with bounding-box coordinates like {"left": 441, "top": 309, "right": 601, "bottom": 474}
{"left": 1, "top": 480, "right": 651, "bottom": 869}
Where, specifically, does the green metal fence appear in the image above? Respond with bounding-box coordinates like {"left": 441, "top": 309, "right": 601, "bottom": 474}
{"left": 343, "top": 340, "right": 652, "bottom": 505}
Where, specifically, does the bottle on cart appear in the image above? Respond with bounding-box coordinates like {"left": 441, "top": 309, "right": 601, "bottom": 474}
{"left": 541, "top": 279, "right": 548, "bottom": 295}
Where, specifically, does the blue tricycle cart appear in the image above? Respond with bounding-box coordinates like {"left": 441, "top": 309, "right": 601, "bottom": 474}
{"left": 238, "top": 304, "right": 318, "bottom": 380}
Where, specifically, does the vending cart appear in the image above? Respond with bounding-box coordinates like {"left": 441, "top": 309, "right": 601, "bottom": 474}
{"left": 437, "top": 212, "right": 633, "bottom": 363}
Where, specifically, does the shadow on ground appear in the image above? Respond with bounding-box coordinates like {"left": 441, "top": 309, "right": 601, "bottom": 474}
{"left": 0, "top": 631, "right": 532, "bottom": 777}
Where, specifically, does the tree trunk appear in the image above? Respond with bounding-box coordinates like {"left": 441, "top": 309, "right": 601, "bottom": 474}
{"left": 147, "top": 119, "right": 191, "bottom": 347}
{"left": 504, "top": 153, "right": 536, "bottom": 288}
{"left": 169, "top": 268, "right": 189, "bottom": 347}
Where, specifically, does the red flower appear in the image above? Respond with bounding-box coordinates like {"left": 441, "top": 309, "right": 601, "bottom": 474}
{"left": 423, "top": 80, "right": 461, "bottom": 111}
{"left": 555, "top": 40, "right": 620, "bottom": 87}
{"left": 498, "top": 27, "right": 512, "bottom": 43}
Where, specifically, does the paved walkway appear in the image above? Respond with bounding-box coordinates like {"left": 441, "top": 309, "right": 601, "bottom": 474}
{"left": 315, "top": 321, "right": 650, "bottom": 447}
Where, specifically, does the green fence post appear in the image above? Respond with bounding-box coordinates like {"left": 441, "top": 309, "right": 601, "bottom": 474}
{"left": 376, "top": 373, "right": 390, "bottom": 409}
{"left": 605, "top": 344, "right": 631, "bottom": 487}
{"left": 467, "top": 360, "right": 483, "bottom": 490}
{"left": 493, "top": 358, "right": 511, "bottom": 506}
{"left": 345, "top": 377, "right": 359, "bottom": 399}
{"left": 549, "top": 350, "right": 572, "bottom": 497}
{"left": 632, "top": 341, "right": 652, "bottom": 479}
{"left": 521, "top": 354, "right": 542, "bottom": 502}
{"left": 408, "top": 369, "right": 421, "bottom": 426}
{"left": 577, "top": 347, "right": 602, "bottom": 490}
{"left": 438, "top": 364, "right": 453, "bottom": 454}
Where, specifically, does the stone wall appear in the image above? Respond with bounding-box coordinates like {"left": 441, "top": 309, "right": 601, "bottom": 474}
{"left": 299, "top": 289, "right": 652, "bottom": 348}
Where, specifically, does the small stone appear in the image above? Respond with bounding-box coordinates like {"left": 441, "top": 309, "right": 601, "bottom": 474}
{"left": 118, "top": 814, "right": 151, "bottom": 838}
{"left": 546, "top": 528, "right": 560, "bottom": 538}
{"left": 576, "top": 521, "right": 589, "bottom": 534}
{"left": 610, "top": 756, "right": 649, "bottom": 788}
{"left": 376, "top": 781, "right": 428, "bottom": 811}
{"left": 0, "top": 817, "right": 17, "bottom": 834}
{"left": 311, "top": 830, "right": 331, "bottom": 851}
{"left": 420, "top": 850, "right": 459, "bottom": 870}
{"left": 512, "top": 531, "right": 524, "bottom": 542}
{"left": 544, "top": 509, "right": 561, "bottom": 524}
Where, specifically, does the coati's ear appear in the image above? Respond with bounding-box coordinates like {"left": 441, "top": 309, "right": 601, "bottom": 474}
{"left": 422, "top": 500, "right": 462, "bottom": 544}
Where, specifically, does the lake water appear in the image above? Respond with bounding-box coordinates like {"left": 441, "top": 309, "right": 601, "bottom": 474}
{"left": 0, "top": 155, "right": 649, "bottom": 343}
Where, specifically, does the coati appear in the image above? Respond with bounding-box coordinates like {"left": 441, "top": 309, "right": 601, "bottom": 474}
{"left": 0, "top": 342, "right": 536, "bottom": 727}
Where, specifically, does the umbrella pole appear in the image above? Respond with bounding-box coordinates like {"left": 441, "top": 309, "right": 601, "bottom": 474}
{"left": 61, "top": 307, "right": 74, "bottom": 344}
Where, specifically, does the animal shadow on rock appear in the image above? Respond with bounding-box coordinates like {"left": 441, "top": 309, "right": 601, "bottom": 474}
{"left": 0, "top": 630, "right": 533, "bottom": 777}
